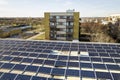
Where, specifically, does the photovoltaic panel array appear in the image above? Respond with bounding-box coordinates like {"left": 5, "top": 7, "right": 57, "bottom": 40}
{"left": 0, "top": 39, "right": 120, "bottom": 80}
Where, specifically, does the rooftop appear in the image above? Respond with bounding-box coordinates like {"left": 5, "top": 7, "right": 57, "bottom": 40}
{"left": 0, "top": 39, "right": 120, "bottom": 80}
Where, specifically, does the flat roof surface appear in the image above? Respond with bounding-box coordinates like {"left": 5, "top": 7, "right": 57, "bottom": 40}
{"left": 0, "top": 39, "right": 120, "bottom": 80}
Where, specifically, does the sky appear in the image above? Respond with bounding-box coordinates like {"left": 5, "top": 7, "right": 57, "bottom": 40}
{"left": 0, "top": 0, "right": 120, "bottom": 17}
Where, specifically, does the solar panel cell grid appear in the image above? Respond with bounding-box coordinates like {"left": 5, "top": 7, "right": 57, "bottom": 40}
{"left": 0, "top": 39, "right": 120, "bottom": 80}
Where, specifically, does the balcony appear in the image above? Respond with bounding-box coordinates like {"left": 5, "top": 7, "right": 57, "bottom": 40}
{"left": 57, "top": 19, "right": 66, "bottom": 22}
{"left": 56, "top": 37, "right": 66, "bottom": 40}
{"left": 56, "top": 25, "right": 66, "bottom": 28}
{"left": 66, "top": 18, "right": 74, "bottom": 21}
{"left": 50, "top": 18, "right": 56, "bottom": 22}
{"left": 57, "top": 31, "right": 66, "bottom": 34}
{"left": 66, "top": 25, "right": 73, "bottom": 28}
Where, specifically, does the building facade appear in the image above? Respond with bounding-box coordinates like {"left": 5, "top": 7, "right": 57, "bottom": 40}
{"left": 44, "top": 10, "right": 80, "bottom": 41}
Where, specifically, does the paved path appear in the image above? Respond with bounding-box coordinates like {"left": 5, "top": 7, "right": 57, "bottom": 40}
{"left": 27, "top": 32, "right": 45, "bottom": 40}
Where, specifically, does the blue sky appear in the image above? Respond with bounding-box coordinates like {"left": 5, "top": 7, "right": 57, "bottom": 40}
{"left": 0, "top": 0, "right": 120, "bottom": 17}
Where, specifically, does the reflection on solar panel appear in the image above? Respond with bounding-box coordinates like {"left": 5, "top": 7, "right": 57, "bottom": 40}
{"left": 0, "top": 39, "right": 120, "bottom": 80}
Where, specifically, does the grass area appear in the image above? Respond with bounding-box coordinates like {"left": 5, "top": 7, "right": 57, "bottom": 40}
{"left": 32, "top": 32, "right": 45, "bottom": 40}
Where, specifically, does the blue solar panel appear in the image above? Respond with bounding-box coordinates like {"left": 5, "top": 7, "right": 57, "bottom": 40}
{"left": 38, "top": 54, "right": 48, "bottom": 58}
{"left": 1, "top": 63, "right": 14, "bottom": 69}
{"left": 29, "top": 53, "right": 38, "bottom": 57}
{"left": 102, "top": 58, "right": 114, "bottom": 63}
{"left": 106, "top": 64, "right": 120, "bottom": 70}
{"left": 114, "top": 59, "right": 120, "bottom": 63}
{"left": 0, "top": 39, "right": 120, "bottom": 80}
{"left": 13, "top": 64, "right": 26, "bottom": 70}
{"left": 99, "top": 53, "right": 109, "bottom": 57}
{"left": 91, "top": 57, "right": 102, "bottom": 62}
{"left": 22, "top": 58, "right": 33, "bottom": 63}
{"left": 80, "top": 62, "right": 92, "bottom": 68}
{"left": 11, "top": 52, "right": 21, "bottom": 55}
{"left": 0, "top": 73, "right": 17, "bottom": 80}
{"left": 11, "top": 57, "right": 23, "bottom": 62}
{"left": 89, "top": 52, "right": 99, "bottom": 56}
{"left": 58, "top": 56, "right": 68, "bottom": 60}
{"left": 52, "top": 68, "right": 65, "bottom": 76}
{"left": 44, "top": 60, "right": 55, "bottom": 66}
{"left": 38, "top": 67, "right": 51, "bottom": 74}
{"left": 93, "top": 63, "right": 106, "bottom": 69}
{"left": 25, "top": 65, "right": 39, "bottom": 72}
{"left": 20, "top": 52, "right": 29, "bottom": 56}
{"left": 48, "top": 55, "right": 58, "bottom": 59}
{"left": 80, "top": 57, "right": 90, "bottom": 61}
{"left": 66, "top": 69, "right": 79, "bottom": 77}
{"left": 112, "top": 73, "right": 120, "bottom": 80}
{"left": 69, "top": 56, "right": 79, "bottom": 60}
{"left": 32, "top": 59, "right": 44, "bottom": 64}
{"left": 2, "top": 56, "right": 13, "bottom": 61}
{"left": 81, "top": 70, "right": 95, "bottom": 78}
{"left": 32, "top": 76, "right": 47, "bottom": 80}
{"left": 96, "top": 72, "right": 112, "bottom": 79}
{"left": 55, "top": 61, "right": 66, "bottom": 67}
{"left": 68, "top": 62, "right": 79, "bottom": 67}
{"left": 15, "top": 74, "right": 31, "bottom": 80}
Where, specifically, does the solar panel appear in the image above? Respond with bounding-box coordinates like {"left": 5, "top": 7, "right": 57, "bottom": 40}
{"left": 22, "top": 58, "right": 33, "bottom": 63}
{"left": 55, "top": 61, "right": 66, "bottom": 67}
{"left": 51, "top": 68, "right": 65, "bottom": 76}
{"left": 44, "top": 60, "right": 55, "bottom": 66}
{"left": 80, "top": 62, "right": 92, "bottom": 68}
{"left": 58, "top": 56, "right": 68, "bottom": 60}
{"left": 91, "top": 57, "right": 102, "bottom": 62}
{"left": 93, "top": 63, "right": 106, "bottom": 69}
{"left": 32, "top": 59, "right": 44, "bottom": 64}
{"left": 102, "top": 58, "right": 114, "bottom": 63}
{"left": 0, "top": 39, "right": 120, "bottom": 80}
{"left": 112, "top": 73, "right": 120, "bottom": 80}
{"left": 69, "top": 56, "right": 79, "bottom": 60}
{"left": 38, "top": 67, "right": 51, "bottom": 74}
{"left": 15, "top": 74, "right": 31, "bottom": 80}
{"left": 13, "top": 64, "right": 26, "bottom": 70}
{"left": 96, "top": 72, "right": 112, "bottom": 79}
{"left": 31, "top": 76, "right": 47, "bottom": 80}
{"left": 68, "top": 62, "right": 79, "bottom": 67}
{"left": 80, "top": 57, "right": 90, "bottom": 61}
{"left": 66, "top": 69, "right": 79, "bottom": 77}
{"left": 2, "top": 56, "right": 13, "bottom": 61}
{"left": 48, "top": 55, "right": 58, "bottom": 59}
{"left": 0, "top": 73, "right": 17, "bottom": 80}
{"left": 1, "top": 63, "right": 14, "bottom": 69}
{"left": 81, "top": 70, "right": 95, "bottom": 78}
{"left": 25, "top": 65, "right": 39, "bottom": 72}
{"left": 11, "top": 57, "right": 23, "bottom": 62}
{"left": 106, "top": 64, "right": 120, "bottom": 70}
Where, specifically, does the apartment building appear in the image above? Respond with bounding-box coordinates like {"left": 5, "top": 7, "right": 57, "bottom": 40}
{"left": 44, "top": 10, "right": 80, "bottom": 41}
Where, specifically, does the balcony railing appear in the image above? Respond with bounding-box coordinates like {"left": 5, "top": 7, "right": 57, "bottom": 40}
{"left": 50, "top": 18, "right": 56, "bottom": 22}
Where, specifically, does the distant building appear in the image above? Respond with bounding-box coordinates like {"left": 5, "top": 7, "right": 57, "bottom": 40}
{"left": 108, "top": 14, "right": 120, "bottom": 24}
{"left": 44, "top": 10, "right": 80, "bottom": 41}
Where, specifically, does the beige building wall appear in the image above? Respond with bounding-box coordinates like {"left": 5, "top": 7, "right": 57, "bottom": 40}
{"left": 44, "top": 12, "right": 50, "bottom": 39}
{"left": 73, "top": 12, "right": 79, "bottom": 40}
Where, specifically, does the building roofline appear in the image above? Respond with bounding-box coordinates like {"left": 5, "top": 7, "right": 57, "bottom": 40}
{"left": 0, "top": 38, "right": 120, "bottom": 45}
